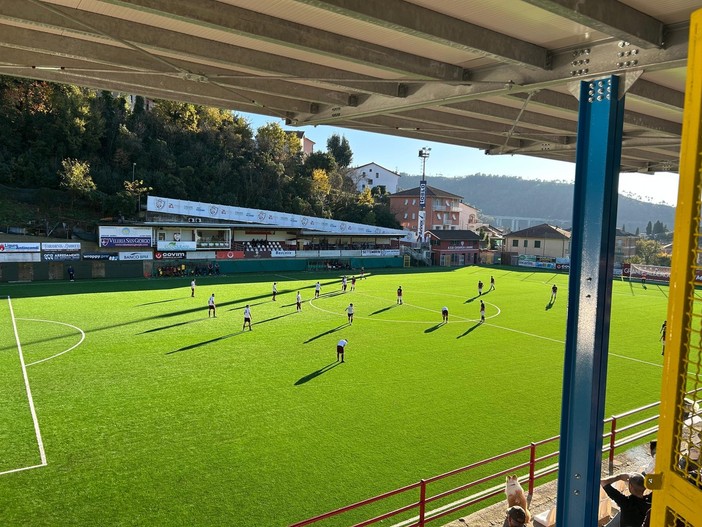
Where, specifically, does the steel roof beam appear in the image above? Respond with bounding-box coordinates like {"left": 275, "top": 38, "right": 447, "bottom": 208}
{"left": 521, "top": 0, "right": 665, "bottom": 48}
{"left": 292, "top": 0, "right": 551, "bottom": 70}
{"left": 98, "top": 0, "right": 465, "bottom": 80}
{"left": 0, "top": 2, "right": 407, "bottom": 98}
{"left": 296, "top": 24, "right": 688, "bottom": 124}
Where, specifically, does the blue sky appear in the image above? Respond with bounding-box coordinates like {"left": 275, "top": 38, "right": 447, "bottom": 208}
{"left": 240, "top": 112, "right": 680, "bottom": 207}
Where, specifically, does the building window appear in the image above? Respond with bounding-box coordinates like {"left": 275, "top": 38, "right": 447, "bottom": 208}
{"left": 512, "top": 239, "right": 518, "bottom": 247}
{"left": 534, "top": 240, "right": 541, "bottom": 248}
{"left": 404, "top": 199, "right": 408, "bottom": 205}
{"left": 411, "top": 213, "right": 416, "bottom": 220}
{"left": 375, "top": 174, "right": 379, "bottom": 179}
{"left": 523, "top": 240, "right": 528, "bottom": 248}
{"left": 412, "top": 199, "right": 416, "bottom": 205}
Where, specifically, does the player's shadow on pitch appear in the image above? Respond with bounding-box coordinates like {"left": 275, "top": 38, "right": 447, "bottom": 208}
{"left": 304, "top": 324, "right": 347, "bottom": 343}
{"left": 369, "top": 305, "right": 396, "bottom": 316}
{"left": 464, "top": 295, "right": 481, "bottom": 303}
{"left": 255, "top": 312, "right": 295, "bottom": 326}
{"left": 294, "top": 361, "right": 340, "bottom": 385}
{"left": 228, "top": 300, "right": 268, "bottom": 311}
{"left": 425, "top": 322, "right": 446, "bottom": 333}
{"left": 457, "top": 322, "right": 482, "bottom": 338}
{"left": 167, "top": 331, "right": 244, "bottom": 354}
{"left": 141, "top": 319, "right": 201, "bottom": 334}
{"left": 137, "top": 298, "right": 183, "bottom": 307}
{"left": 545, "top": 299, "right": 555, "bottom": 310}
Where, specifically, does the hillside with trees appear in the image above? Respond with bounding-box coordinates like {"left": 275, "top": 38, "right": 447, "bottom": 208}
{"left": 398, "top": 174, "right": 675, "bottom": 233}
{"left": 0, "top": 76, "right": 399, "bottom": 233}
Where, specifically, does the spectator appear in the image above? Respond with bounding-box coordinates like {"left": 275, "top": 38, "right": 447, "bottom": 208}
{"left": 503, "top": 506, "right": 527, "bottom": 527}
{"left": 600, "top": 472, "right": 651, "bottom": 527}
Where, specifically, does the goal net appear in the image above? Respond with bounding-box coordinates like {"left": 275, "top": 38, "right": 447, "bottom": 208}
{"left": 626, "top": 263, "right": 672, "bottom": 283}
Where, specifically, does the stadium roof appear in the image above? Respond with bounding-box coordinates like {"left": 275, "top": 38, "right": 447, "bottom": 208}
{"left": 0, "top": 1, "right": 694, "bottom": 174}
{"left": 391, "top": 185, "right": 464, "bottom": 199}
{"left": 506, "top": 223, "right": 572, "bottom": 239}
{"left": 427, "top": 229, "right": 481, "bottom": 241}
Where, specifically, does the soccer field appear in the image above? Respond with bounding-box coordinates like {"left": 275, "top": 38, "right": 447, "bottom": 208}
{"left": 0, "top": 267, "right": 666, "bottom": 526}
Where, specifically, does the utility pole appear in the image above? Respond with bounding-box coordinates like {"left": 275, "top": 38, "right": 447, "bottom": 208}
{"left": 417, "top": 147, "right": 430, "bottom": 242}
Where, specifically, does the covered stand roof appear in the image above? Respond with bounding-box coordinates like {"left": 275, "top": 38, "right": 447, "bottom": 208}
{"left": 0, "top": 0, "right": 695, "bottom": 174}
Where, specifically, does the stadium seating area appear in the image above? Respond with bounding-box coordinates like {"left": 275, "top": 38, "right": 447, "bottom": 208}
{"left": 244, "top": 241, "right": 286, "bottom": 252}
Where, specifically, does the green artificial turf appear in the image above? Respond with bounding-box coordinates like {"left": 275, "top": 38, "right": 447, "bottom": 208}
{"left": 0, "top": 267, "right": 666, "bottom": 526}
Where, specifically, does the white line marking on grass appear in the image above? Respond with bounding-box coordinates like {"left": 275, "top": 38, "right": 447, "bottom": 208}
{"left": 0, "top": 463, "right": 46, "bottom": 476}
{"left": 6, "top": 297, "right": 47, "bottom": 471}
{"left": 20, "top": 319, "right": 86, "bottom": 367}
{"left": 307, "top": 292, "right": 666, "bottom": 370}
{"left": 309, "top": 292, "right": 501, "bottom": 323}
{"left": 608, "top": 354, "right": 663, "bottom": 368}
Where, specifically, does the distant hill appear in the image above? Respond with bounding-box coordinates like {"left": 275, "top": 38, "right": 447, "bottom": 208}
{"left": 397, "top": 174, "right": 675, "bottom": 233}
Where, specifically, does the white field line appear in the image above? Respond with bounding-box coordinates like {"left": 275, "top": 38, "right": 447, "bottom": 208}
{"left": 22, "top": 319, "right": 85, "bottom": 367}
{"left": 308, "top": 291, "right": 665, "bottom": 369}
{"left": 0, "top": 463, "right": 46, "bottom": 477}
{"left": 3, "top": 297, "right": 47, "bottom": 474}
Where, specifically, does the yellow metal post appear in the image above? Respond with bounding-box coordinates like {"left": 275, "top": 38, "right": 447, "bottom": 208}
{"left": 647, "top": 8, "right": 702, "bottom": 526}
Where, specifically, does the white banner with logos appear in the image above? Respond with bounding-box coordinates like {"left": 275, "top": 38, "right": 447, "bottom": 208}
{"left": 42, "top": 242, "right": 81, "bottom": 251}
{"left": 0, "top": 242, "right": 41, "bottom": 253}
{"left": 271, "top": 250, "right": 296, "bottom": 257}
{"left": 147, "top": 195, "right": 405, "bottom": 236}
{"left": 361, "top": 249, "right": 400, "bottom": 257}
{"left": 99, "top": 226, "right": 153, "bottom": 248}
{"left": 157, "top": 241, "right": 197, "bottom": 251}
{"left": 119, "top": 251, "right": 153, "bottom": 261}
{"left": 43, "top": 252, "right": 80, "bottom": 261}
{"left": 0, "top": 252, "right": 41, "bottom": 262}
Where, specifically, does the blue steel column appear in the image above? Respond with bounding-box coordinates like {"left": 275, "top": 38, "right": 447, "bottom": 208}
{"left": 555, "top": 76, "right": 625, "bottom": 527}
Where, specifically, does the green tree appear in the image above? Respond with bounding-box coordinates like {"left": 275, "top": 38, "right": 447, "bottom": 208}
{"left": 326, "top": 134, "right": 353, "bottom": 168}
{"left": 635, "top": 227, "right": 640, "bottom": 236}
{"left": 646, "top": 221, "right": 653, "bottom": 236}
{"left": 357, "top": 188, "right": 374, "bottom": 206}
{"left": 634, "top": 239, "right": 662, "bottom": 264}
{"left": 59, "top": 158, "right": 96, "bottom": 208}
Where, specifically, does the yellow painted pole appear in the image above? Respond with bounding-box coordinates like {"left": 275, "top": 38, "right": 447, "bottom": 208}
{"left": 647, "top": 7, "right": 702, "bottom": 526}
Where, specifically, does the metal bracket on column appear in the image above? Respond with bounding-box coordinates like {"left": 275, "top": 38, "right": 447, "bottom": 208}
{"left": 556, "top": 75, "right": 625, "bottom": 527}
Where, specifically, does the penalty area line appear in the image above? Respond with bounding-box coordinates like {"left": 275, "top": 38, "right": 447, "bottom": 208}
{"left": 6, "top": 297, "right": 47, "bottom": 470}
{"left": 0, "top": 463, "right": 46, "bottom": 477}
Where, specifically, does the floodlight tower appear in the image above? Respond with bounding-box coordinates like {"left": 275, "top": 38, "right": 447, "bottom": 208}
{"left": 417, "top": 147, "right": 431, "bottom": 241}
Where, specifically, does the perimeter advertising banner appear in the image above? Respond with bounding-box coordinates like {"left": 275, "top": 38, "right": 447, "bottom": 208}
{"left": 43, "top": 252, "right": 80, "bottom": 261}
{"left": 41, "top": 242, "right": 81, "bottom": 251}
{"left": 156, "top": 241, "right": 197, "bottom": 252}
{"left": 83, "top": 253, "right": 118, "bottom": 261}
{"left": 0, "top": 242, "right": 41, "bottom": 252}
{"left": 0, "top": 253, "right": 41, "bottom": 262}
{"left": 216, "top": 250, "right": 245, "bottom": 259}
{"left": 99, "top": 226, "right": 153, "bottom": 248}
{"left": 118, "top": 251, "right": 152, "bottom": 261}
{"left": 147, "top": 196, "right": 405, "bottom": 236}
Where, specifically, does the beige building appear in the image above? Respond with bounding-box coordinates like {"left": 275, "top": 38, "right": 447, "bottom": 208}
{"left": 615, "top": 228, "right": 638, "bottom": 262}
{"left": 504, "top": 223, "right": 571, "bottom": 258}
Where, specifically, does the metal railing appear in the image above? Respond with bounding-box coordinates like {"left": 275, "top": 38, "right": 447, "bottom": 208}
{"left": 289, "top": 400, "right": 662, "bottom": 527}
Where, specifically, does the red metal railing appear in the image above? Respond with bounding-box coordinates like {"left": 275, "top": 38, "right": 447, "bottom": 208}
{"left": 289, "top": 400, "right": 662, "bottom": 527}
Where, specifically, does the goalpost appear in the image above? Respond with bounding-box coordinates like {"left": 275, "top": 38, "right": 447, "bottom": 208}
{"left": 626, "top": 262, "right": 672, "bottom": 283}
